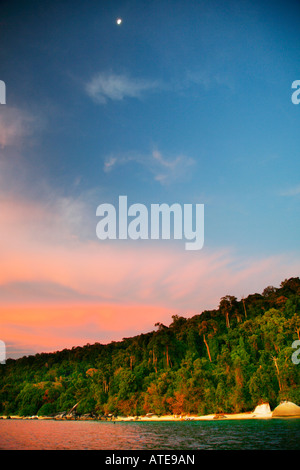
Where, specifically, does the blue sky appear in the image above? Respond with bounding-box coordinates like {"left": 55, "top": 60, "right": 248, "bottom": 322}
{"left": 0, "top": 0, "right": 300, "bottom": 356}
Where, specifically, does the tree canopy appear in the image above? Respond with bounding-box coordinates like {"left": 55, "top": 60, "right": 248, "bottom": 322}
{"left": 0, "top": 277, "right": 299, "bottom": 417}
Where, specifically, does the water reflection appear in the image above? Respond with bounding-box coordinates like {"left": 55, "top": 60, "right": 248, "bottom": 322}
{"left": 0, "top": 419, "right": 299, "bottom": 450}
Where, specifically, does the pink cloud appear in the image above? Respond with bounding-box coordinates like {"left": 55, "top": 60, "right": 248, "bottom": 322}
{"left": 1, "top": 303, "right": 173, "bottom": 358}
{"left": 0, "top": 187, "right": 299, "bottom": 358}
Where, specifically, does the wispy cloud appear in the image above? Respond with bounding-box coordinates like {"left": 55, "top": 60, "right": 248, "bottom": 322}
{"left": 0, "top": 136, "right": 299, "bottom": 358}
{"left": 85, "top": 72, "right": 160, "bottom": 104}
{"left": 185, "top": 69, "right": 235, "bottom": 92}
{"left": 152, "top": 149, "right": 195, "bottom": 184}
{"left": 0, "top": 106, "right": 38, "bottom": 148}
{"left": 1, "top": 186, "right": 299, "bottom": 358}
{"left": 280, "top": 184, "right": 300, "bottom": 197}
{"left": 84, "top": 68, "right": 234, "bottom": 106}
{"left": 104, "top": 149, "right": 195, "bottom": 184}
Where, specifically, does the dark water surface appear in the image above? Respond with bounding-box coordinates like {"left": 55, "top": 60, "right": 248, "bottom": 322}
{"left": 0, "top": 418, "right": 299, "bottom": 450}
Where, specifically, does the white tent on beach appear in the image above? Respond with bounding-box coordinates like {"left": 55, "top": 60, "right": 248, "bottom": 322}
{"left": 272, "top": 401, "right": 300, "bottom": 417}
{"left": 253, "top": 403, "right": 272, "bottom": 417}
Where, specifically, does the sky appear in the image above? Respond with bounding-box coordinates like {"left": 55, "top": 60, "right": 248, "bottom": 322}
{"left": 0, "top": 0, "right": 299, "bottom": 359}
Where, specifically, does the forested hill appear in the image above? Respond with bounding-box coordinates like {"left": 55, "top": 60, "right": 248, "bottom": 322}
{"left": 1, "top": 277, "right": 300, "bottom": 418}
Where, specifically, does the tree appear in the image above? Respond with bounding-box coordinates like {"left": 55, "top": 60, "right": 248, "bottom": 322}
{"left": 262, "top": 286, "right": 277, "bottom": 297}
{"left": 198, "top": 320, "right": 218, "bottom": 362}
{"left": 17, "top": 383, "right": 44, "bottom": 416}
{"left": 0, "top": 278, "right": 299, "bottom": 419}
{"left": 241, "top": 297, "right": 248, "bottom": 318}
{"left": 219, "top": 295, "right": 238, "bottom": 328}
{"left": 289, "top": 313, "right": 300, "bottom": 341}
{"left": 37, "top": 402, "right": 56, "bottom": 416}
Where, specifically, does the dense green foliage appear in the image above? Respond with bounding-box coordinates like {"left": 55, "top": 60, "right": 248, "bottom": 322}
{"left": 1, "top": 277, "right": 299, "bottom": 417}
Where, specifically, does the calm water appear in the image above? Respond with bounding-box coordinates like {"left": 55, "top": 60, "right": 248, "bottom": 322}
{"left": 0, "top": 419, "right": 299, "bottom": 450}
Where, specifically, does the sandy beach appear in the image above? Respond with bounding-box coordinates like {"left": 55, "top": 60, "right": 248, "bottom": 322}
{"left": 112, "top": 411, "right": 271, "bottom": 422}
{"left": 3, "top": 401, "right": 300, "bottom": 422}
{"left": 0, "top": 411, "right": 271, "bottom": 421}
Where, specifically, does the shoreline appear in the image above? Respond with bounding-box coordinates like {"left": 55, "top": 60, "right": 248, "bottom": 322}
{"left": 0, "top": 411, "right": 278, "bottom": 421}
{"left": 3, "top": 402, "right": 300, "bottom": 422}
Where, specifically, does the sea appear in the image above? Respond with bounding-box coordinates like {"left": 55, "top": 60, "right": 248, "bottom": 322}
{"left": 0, "top": 418, "right": 299, "bottom": 450}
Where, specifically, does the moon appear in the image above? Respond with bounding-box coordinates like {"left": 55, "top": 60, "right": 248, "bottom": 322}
{"left": 116, "top": 18, "right": 122, "bottom": 25}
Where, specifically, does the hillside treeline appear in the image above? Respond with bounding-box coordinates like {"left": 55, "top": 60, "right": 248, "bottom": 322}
{"left": 0, "top": 277, "right": 299, "bottom": 417}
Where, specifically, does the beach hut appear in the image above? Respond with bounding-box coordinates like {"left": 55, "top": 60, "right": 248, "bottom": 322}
{"left": 272, "top": 401, "right": 300, "bottom": 417}
{"left": 253, "top": 403, "right": 272, "bottom": 417}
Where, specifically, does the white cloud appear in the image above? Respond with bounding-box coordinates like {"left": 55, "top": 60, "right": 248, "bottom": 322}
{"left": 152, "top": 149, "right": 180, "bottom": 169}
{"left": 84, "top": 68, "right": 235, "bottom": 106}
{"left": 103, "top": 149, "right": 195, "bottom": 184}
{"left": 103, "top": 155, "right": 119, "bottom": 172}
{"left": 152, "top": 150, "right": 195, "bottom": 184}
{"left": 85, "top": 72, "right": 160, "bottom": 104}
